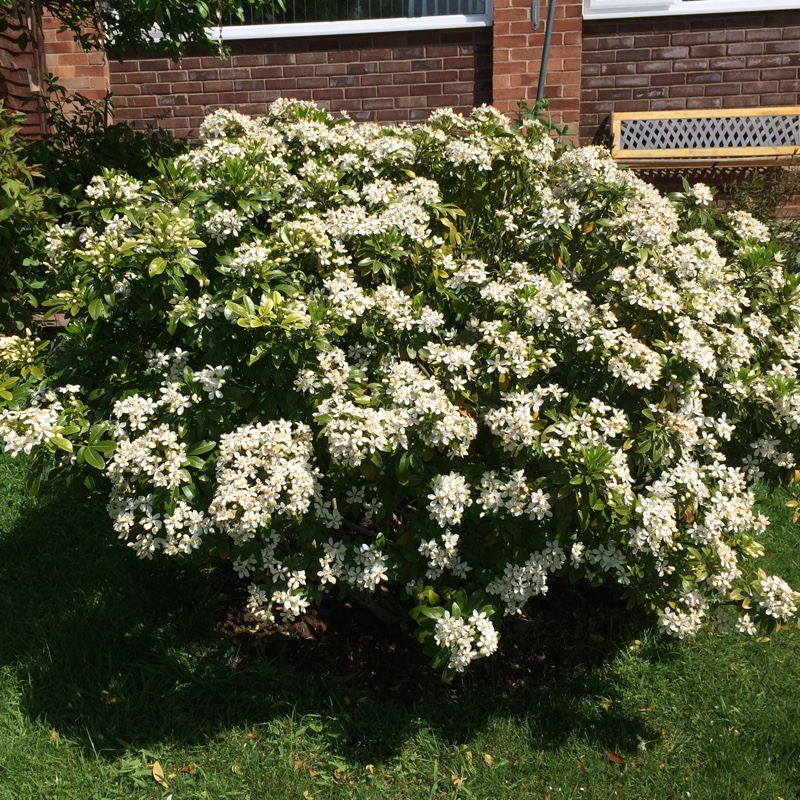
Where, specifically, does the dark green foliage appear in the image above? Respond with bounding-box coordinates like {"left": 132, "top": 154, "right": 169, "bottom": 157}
{"left": 0, "top": 105, "right": 53, "bottom": 330}
{"left": 25, "top": 74, "right": 190, "bottom": 202}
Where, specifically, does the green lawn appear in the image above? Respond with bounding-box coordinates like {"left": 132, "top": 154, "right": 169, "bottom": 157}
{"left": 1, "top": 450, "right": 799, "bottom": 800}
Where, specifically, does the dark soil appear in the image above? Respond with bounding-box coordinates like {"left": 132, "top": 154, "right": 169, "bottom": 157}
{"left": 218, "top": 577, "right": 647, "bottom": 703}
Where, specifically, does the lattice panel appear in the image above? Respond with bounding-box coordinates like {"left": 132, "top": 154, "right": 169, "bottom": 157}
{"left": 619, "top": 115, "right": 800, "bottom": 150}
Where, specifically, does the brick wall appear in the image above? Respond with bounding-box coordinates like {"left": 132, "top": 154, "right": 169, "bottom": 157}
{"left": 109, "top": 29, "right": 492, "bottom": 137}
{"left": 41, "top": 15, "right": 109, "bottom": 101}
{"left": 493, "top": 0, "right": 582, "bottom": 139}
{"left": 581, "top": 10, "right": 800, "bottom": 144}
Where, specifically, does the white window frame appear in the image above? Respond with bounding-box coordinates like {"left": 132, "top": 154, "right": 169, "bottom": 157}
{"left": 213, "top": 0, "right": 492, "bottom": 40}
{"left": 584, "top": 0, "right": 800, "bottom": 20}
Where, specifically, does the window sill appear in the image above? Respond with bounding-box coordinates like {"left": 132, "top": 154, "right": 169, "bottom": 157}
{"left": 213, "top": 12, "right": 492, "bottom": 41}
{"left": 584, "top": 0, "right": 800, "bottom": 20}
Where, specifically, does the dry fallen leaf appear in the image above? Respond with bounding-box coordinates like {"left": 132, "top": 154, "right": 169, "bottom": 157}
{"left": 50, "top": 729, "right": 59, "bottom": 742}
{"left": 450, "top": 773, "right": 463, "bottom": 789}
{"left": 576, "top": 759, "right": 586, "bottom": 772}
{"left": 333, "top": 769, "right": 341, "bottom": 780}
{"left": 246, "top": 732, "right": 257, "bottom": 739}
{"left": 605, "top": 751, "right": 624, "bottom": 764}
{"left": 230, "top": 764, "right": 241, "bottom": 775}
{"left": 365, "top": 764, "right": 375, "bottom": 774}
{"left": 294, "top": 759, "right": 305, "bottom": 771}
{"left": 180, "top": 764, "right": 196, "bottom": 774}
{"left": 483, "top": 753, "right": 494, "bottom": 766}
{"left": 308, "top": 768, "right": 317, "bottom": 779}
{"left": 151, "top": 761, "right": 168, "bottom": 789}
{"left": 638, "top": 704, "right": 655, "bottom": 713}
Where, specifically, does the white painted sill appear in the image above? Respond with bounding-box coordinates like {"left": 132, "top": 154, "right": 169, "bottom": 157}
{"left": 211, "top": 10, "right": 492, "bottom": 41}
{"left": 584, "top": 0, "right": 800, "bottom": 20}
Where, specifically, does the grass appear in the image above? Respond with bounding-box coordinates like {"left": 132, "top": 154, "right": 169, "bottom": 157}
{"left": 1, "top": 450, "right": 799, "bottom": 800}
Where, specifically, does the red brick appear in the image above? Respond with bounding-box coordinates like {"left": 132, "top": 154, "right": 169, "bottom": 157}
{"left": 296, "top": 77, "right": 328, "bottom": 89}
{"left": 721, "top": 95, "right": 760, "bottom": 108}
{"left": 709, "top": 29, "right": 745, "bottom": 44}
{"left": 704, "top": 84, "right": 742, "bottom": 97}
{"left": 329, "top": 76, "right": 360, "bottom": 87}
{"left": 650, "top": 73, "right": 687, "bottom": 87}
{"left": 746, "top": 28, "right": 783, "bottom": 42}
{"left": 218, "top": 68, "right": 251, "bottom": 80}
{"left": 361, "top": 74, "right": 394, "bottom": 86}
{"left": 674, "top": 59, "right": 709, "bottom": 72}
{"left": 650, "top": 46, "right": 689, "bottom": 60}
{"left": 295, "top": 52, "right": 329, "bottom": 65}
{"left": 709, "top": 57, "right": 747, "bottom": 70}
{"left": 728, "top": 43, "right": 764, "bottom": 56}
{"left": 670, "top": 85, "right": 705, "bottom": 98}
{"left": 687, "top": 72, "right": 723, "bottom": 84}
{"left": 600, "top": 63, "right": 637, "bottom": 76}
{"left": 284, "top": 66, "right": 315, "bottom": 78}
{"left": 250, "top": 66, "right": 284, "bottom": 79}
{"left": 650, "top": 99, "right": 687, "bottom": 111}
{"left": 687, "top": 97, "right": 723, "bottom": 109}
{"left": 637, "top": 60, "right": 676, "bottom": 74}
{"left": 671, "top": 32, "right": 709, "bottom": 46}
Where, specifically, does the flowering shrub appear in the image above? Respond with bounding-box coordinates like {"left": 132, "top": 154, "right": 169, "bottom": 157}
{"left": 3, "top": 100, "right": 800, "bottom": 677}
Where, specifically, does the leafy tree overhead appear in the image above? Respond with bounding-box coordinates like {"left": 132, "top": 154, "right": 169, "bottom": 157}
{"left": 0, "top": 0, "right": 282, "bottom": 60}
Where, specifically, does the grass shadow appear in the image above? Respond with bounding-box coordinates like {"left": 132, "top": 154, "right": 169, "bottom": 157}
{"left": 0, "top": 455, "right": 659, "bottom": 765}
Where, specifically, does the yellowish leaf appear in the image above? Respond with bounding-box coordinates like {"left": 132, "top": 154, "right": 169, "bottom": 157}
{"left": 638, "top": 704, "right": 655, "bottom": 713}
{"left": 483, "top": 753, "right": 494, "bottom": 766}
{"left": 231, "top": 764, "right": 241, "bottom": 774}
{"left": 49, "top": 729, "right": 59, "bottom": 742}
{"left": 294, "top": 760, "right": 304, "bottom": 771}
{"left": 308, "top": 768, "right": 317, "bottom": 779}
{"left": 333, "top": 768, "right": 341, "bottom": 780}
{"left": 365, "top": 764, "right": 375, "bottom": 774}
{"left": 451, "top": 773, "right": 463, "bottom": 789}
{"left": 152, "top": 761, "right": 168, "bottom": 789}
{"left": 605, "top": 750, "right": 624, "bottom": 764}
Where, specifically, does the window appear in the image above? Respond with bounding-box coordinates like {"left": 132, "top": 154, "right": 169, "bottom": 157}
{"left": 217, "top": 0, "right": 492, "bottom": 40}
{"left": 584, "top": 0, "right": 800, "bottom": 20}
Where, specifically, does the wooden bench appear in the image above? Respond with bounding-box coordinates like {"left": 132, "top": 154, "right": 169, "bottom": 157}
{"left": 610, "top": 106, "right": 800, "bottom": 169}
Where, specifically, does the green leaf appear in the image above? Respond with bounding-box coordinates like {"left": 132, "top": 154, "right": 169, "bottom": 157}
{"left": 186, "top": 440, "right": 216, "bottom": 456}
{"left": 83, "top": 447, "right": 106, "bottom": 470}
{"left": 88, "top": 298, "right": 105, "bottom": 320}
{"left": 89, "top": 440, "right": 117, "bottom": 453}
{"left": 50, "top": 435, "right": 73, "bottom": 453}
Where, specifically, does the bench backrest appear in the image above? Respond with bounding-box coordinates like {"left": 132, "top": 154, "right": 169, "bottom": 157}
{"left": 611, "top": 106, "right": 800, "bottom": 165}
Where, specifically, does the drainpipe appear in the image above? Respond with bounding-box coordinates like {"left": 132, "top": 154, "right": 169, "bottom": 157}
{"left": 536, "top": 0, "right": 557, "bottom": 103}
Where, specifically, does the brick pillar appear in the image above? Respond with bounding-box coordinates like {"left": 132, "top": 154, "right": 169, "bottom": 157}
{"left": 493, "top": 0, "right": 582, "bottom": 141}
{"left": 41, "top": 15, "right": 110, "bottom": 101}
